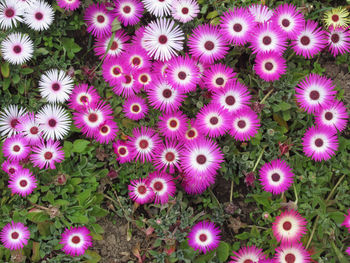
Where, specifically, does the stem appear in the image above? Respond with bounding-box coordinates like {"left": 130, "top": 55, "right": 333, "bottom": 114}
{"left": 260, "top": 88, "right": 274, "bottom": 104}
{"left": 293, "top": 184, "right": 298, "bottom": 205}
{"left": 247, "top": 225, "right": 268, "bottom": 230}
{"left": 229, "top": 180, "right": 234, "bottom": 203}
{"left": 286, "top": 51, "right": 295, "bottom": 62}
{"left": 208, "top": 188, "right": 222, "bottom": 211}
{"left": 253, "top": 146, "right": 267, "bottom": 172}
{"left": 326, "top": 174, "right": 346, "bottom": 203}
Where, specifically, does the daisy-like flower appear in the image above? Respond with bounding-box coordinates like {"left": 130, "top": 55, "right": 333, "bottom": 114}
{"left": 188, "top": 24, "right": 229, "bottom": 64}
{"left": 113, "top": 0, "right": 143, "bottom": 26}
{"left": 36, "top": 104, "right": 71, "bottom": 140}
{"left": 271, "top": 4, "right": 305, "bottom": 40}
{"left": 211, "top": 82, "right": 251, "bottom": 114}
{"left": 0, "top": 104, "right": 26, "bottom": 137}
{"left": 152, "top": 139, "right": 182, "bottom": 174}
{"left": 38, "top": 69, "right": 74, "bottom": 103}
{"left": 314, "top": 100, "right": 349, "bottom": 133}
{"left": 147, "top": 171, "right": 176, "bottom": 204}
{"left": 323, "top": 7, "right": 350, "bottom": 29}
{"left": 113, "top": 140, "right": 134, "bottom": 163}
{"left": 60, "top": 226, "right": 92, "bottom": 257}
{"left": 0, "top": 0, "right": 23, "bottom": 30}
{"left": 151, "top": 60, "right": 169, "bottom": 77}
{"left": 134, "top": 69, "right": 154, "bottom": 91}
{"left": 341, "top": 209, "right": 350, "bottom": 232}
{"left": 130, "top": 126, "right": 162, "bottom": 163}
{"left": 158, "top": 111, "right": 188, "bottom": 139}
{"left": 248, "top": 4, "right": 273, "bottom": 24}
{"left": 202, "top": 64, "right": 236, "bottom": 92}
{"left": 131, "top": 25, "right": 147, "bottom": 49}
{"left": 94, "top": 120, "right": 118, "bottom": 144}
{"left": 229, "top": 245, "right": 265, "bottom": 263}
{"left": 101, "top": 58, "right": 125, "bottom": 87}
{"left": 346, "top": 247, "right": 350, "bottom": 256}
{"left": 84, "top": 3, "right": 114, "bottom": 38}
{"left": 181, "top": 177, "right": 207, "bottom": 195}
{"left": 291, "top": 20, "right": 328, "bottom": 59}
{"left": 254, "top": 51, "right": 287, "bottom": 82}
{"left": 112, "top": 69, "right": 140, "bottom": 98}
{"left": 123, "top": 95, "right": 148, "bottom": 120}
{"left": 1, "top": 160, "right": 22, "bottom": 177}
{"left": 302, "top": 125, "right": 338, "bottom": 161}
{"left": 68, "top": 84, "right": 101, "bottom": 111}
{"left": 128, "top": 178, "right": 154, "bottom": 204}
{"left": 1, "top": 32, "right": 33, "bottom": 65}
{"left": 17, "top": 112, "right": 41, "bottom": 145}
{"left": 8, "top": 168, "right": 37, "bottom": 197}
{"left": 57, "top": 0, "right": 81, "bottom": 11}
{"left": 229, "top": 108, "right": 260, "bottom": 141}
{"left": 181, "top": 120, "right": 204, "bottom": 142}
{"left": 143, "top": 18, "right": 184, "bottom": 61}
{"left": 196, "top": 104, "right": 230, "bottom": 138}
{"left": 31, "top": 139, "right": 64, "bottom": 169}
{"left": 272, "top": 209, "right": 307, "bottom": 244}
{"left": 259, "top": 159, "right": 294, "bottom": 195}
{"left": 220, "top": 7, "right": 256, "bottom": 46}
{"left": 295, "top": 73, "right": 336, "bottom": 114}
{"left": 275, "top": 243, "right": 311, "bottom": 263}
{"left": 187, "top": 221, "right": 221, "bottom": 254}
{"left": 250, "top": 23, "right": 287, "bottom": 54}
{"left": 0, "top": 221, "right": 30, "bottom": 250}
{"left": 326, "top": 26, "right": 350, "bottom": 56}
{"left": 142, "top": 0, "right": 172, "bottom": 17}
{"left": 23, "top": 0, "right": 54, "bottom": 31}
{"left": 73, "top": 101, "right": 113, "bottom": 138}
{"left": 147, "top": 78, "right": 186, "bottom": 113}
{"left": 94, "top": 30, "right": 130, "bottom": 60}
{"left": 123, "top": 45, "right": 151, "bottom": 70}
{"left": 166, "top": 55, "right": 200, "bottom": 93}
{"left": 171, "top": 0, "right": 199, "bottom": 23}
{"left": 2, "top": 135, "right": 30, "bottom": 161}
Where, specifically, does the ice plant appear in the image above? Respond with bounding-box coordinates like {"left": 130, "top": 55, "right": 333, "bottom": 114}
{"left": 0, "top": 32, "right": 34, "bottom": 65}
{"left": 1, "top": 160, "right": 22, "bottom": 177}
{"left": 181, "top": 120, "right": 203, "bottom": 143}
{"left": 0, "top": 221, "right": 30, "bottom": 250}
{"left": 323, "top": 7, "right": 350, "bottom": 29}
{"left": 0, "top": 0, "right": 23, "bottom": 30}
{"left": 128, "top": 178, "right": 154, "bottom": 204}
{"left": 84, "top": 3, "right": 114, "bottom": 38}
{"left": 23, "top": 0, "right": 54, "bottom": 31}
{"left": 60, "top": 226, "right": 92, "bottom": 257}
{"left": 147, "top": 171, "right": 176, "bottom": 204}
{"left": 171, "top": 0, "right": 199, "bottom": 23}
{"left": 229, "top": 245, "right": 266, "bottom": 263}
{"left": 94, "top": 30, "right": 130, "bottom": 60}
{"left": 123, "top": 95, "right": 149, "bottom": 120}
{"left": 229, "top": 108, "right": 260, "bottom": 141}
{"left": 94, "top": 120, "right": 118, "bottom": 144}
{"left": 0, "top": 104, "right": 26, "bottom": 137}
{"left": 113, "top": 0, "right": 144, "bottom": 26}
{"left": 31, "top": 139, "right": 64, "bottom": 169}
{"left": 275, "top": 242, "right": 311, "bottom": 263}
{"left": 187, "top": 221, "right": 221, "bottom": 254}
{"left": 326, "top": 26, "right": 350, "bottom": 56}
{"left": 254, "top": 51, "right": 287, "bottom": 82}
{"left": 302, "top": 125, "right": 339, "bottom": 161}
{"left": 341, "top": 209, "right": 350, "bottom": 233}
{"left": 2, "top": 134, "right": 30, "bottom": 161}
{"left": 259, "top": 159, "right": 294, "bottom": 195}
{"left": 57, "top": 0, "right": 81, "bottom": 11}
{"left": 158, "top": 111, "right": 188, "bottom": 139}
{"left": 152, "top": 139, "right": 182, "bottom": 174}
{"left": 248, "top": 4, "right": 273, "bottom": 24}
{"left": 113, "top": 140, "right": 134, "bottom": 163}
{"left": 17, "top": 112, "right": 41, "bottom": 145}
{"left": 68, "top": 84, "right": 101, "bottom": 111}
{"left": 8, "top": 168, "right": 37, "bottom": 197}
{"left": 202, "top": 63, "right": 236, "bottom": 91}
{"left": 142, "top": 0, "right": 172, "bottom": 17}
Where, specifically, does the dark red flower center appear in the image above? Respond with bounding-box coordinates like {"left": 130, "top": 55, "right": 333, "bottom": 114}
{"left": 9, "top": 168, "right": 16, "bottom": 174}
{"left": 265, "top": 62, "right": 274, "bottom": 71}
{"left": 97, "top": 15, "right": 105, "bottom": 23}
{"left": 215, "top": 77, "right": 224, "bottom": 86}
{"left": 300, "top": 36, "right": 310, "bottom": 46}
{"left": 140, "top": 75, "right": 148, "bottom": 83}
{"left": 243, "top": 260, "right": 253, "bottom": 263}
{"left": 48, "top": 118, "right": 57, "bottom": 127}
{"left": 113, "top": 67, "right": 121, "bottom": 76}
{"left": 159, "top": 0, "right": 164, "bottom": 2}
{"left": 88, "top": 113, "right": 98, "bottom": 123}
{"left": 165, "top": 152, "right": 175, "bottom": 162}
{"left": 181, "top": 7, "right": 189, "bottom": 14}
{"left": 132, "top": 104, "right": 140, "bottom": 113}
{"left": 187, "top": 129, "right": 195, "bottom": 138}
{"left": 285, "top": 253, "right": 296, "bottom": 263}
{"left": 271, "top": 173, "right": 280, "bottom": 182}
{"left": 13, "top": 45, "right": 22, "bottom": 54}
{"left": 35, "top": 12, "right": 43, "bottom": 20}
{"left": 119, "top": 147, "right": 127, "bottom": 155}
{"left": 5, "top": 8, "right": 15, "bottom": 18}
{"left": 19, "top": 179, "right": 28, "bottom": 187}
{"left": 237, "top": 120, "right": 246, "bottom": 129}
{"left": 132, "top": 57, "right": 141, "bottom": 66}
{"left": 309, "top": 90, "right": 320, "bottom": 100}
{"left": 225, "top": 95, "right": 235, "bottom": 106}
{"left": 71, "top": 235, "right": 81, "bottom": 244}
{"left": 282, "top": 19, "right": 290, "bottom": 27}
{"left": 233, "top": 23, "right": 242, "bottom": 32}
{"left": 331, "top": 33, "right": 340, "bottom": 43}
{"left": 178, "top": 71, "right": 187, "bottom": 80}
{"left": 123, "top": 5, "right": 131, "bottom": 14}
{"left": 325, "top": 111, "right": 333, "bottom": 120}
{"left": 137, "top": 185, "right": 147, "bottom": 194}
{"left": 11, "top": 232, "right": 19, "bottom": 239}
{"left": 204, "top": 41, "right": 215, "bottom": 51}
{"left": 13, "top": 145, "right": 21, "bottom": 152}
{"left": 262, "top": 36, "right": 272, "bottom": 45}
{"left": 110, "top": 41, "right": 118, "bottom": 50}
{"left": 158, "top": 35, "right": 168, "bottom": 44}
{"left": 80, "top": 95, "right": 88, "bottom": 103}
{"left": 283, "top": 221, "right": 292, "bottom": 231}
{"left": 332, "top": 14, "right": 339, "bottom": 22}
{"left": 315, "top": 138, "right": 324, "bottom": 147}
{"left": 10, "top": 118, "right": 19, "bottom": 128}
{"left": 52, "top": 83, "right": 60, "bottom": 91}
{"left": 210, "top": 116, "right": 219, "bottom": 125}
{"left": 139, "top": 139, "right": 149, "bottom": 149}
{"left": 100, "top": 125, "right": 109, "bottom": 134}
{"left": 162, "top": 89, "right": 172, "bottom": 98}
{"left": 44, "top": 151, "right": 53, "bottom": 160}
{"left": 124, "top": 75, "right": 132, "bottom": 84}
{"left": 154, "top": 181, "right": 163, "bottom": 191}
{"left": 169, "top": 120, "right": 178, "bottom": 128}
{"left": 199, "top": 234, "right": 207, "bottom": 242}
{"left": 196, "top": 154, "right": 207, "bottom": 164}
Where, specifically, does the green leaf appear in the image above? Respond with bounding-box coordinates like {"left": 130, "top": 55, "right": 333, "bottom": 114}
{"left": 21, "top": 68, "right": 34, "bottom": 75}
{"left": 91, "top": 223, "right": 104, "bottom": 234}
{"left": 235, "top": 232, "right": 250, "bottom": 240}
{"left": 84, "top": 250, "right": 101, "bottom": 263}
{"left": 72, "top": 139, "right": 90, "bottom": 153}
{"left": 206, "top": 10, "right": 218, "bottom": 19}
{"left": 77, "top": 189, "right": 91, "bottom": 206}
{"left": 27, "top": 212, "right": 50, "bottom": 223}
{"left": 329, "top": 211, "right": 345, "bottom": 225}
{"left": 217, "top": 242, "right": 230, "bottom": 262}
{"left": 62, "top": 38, "right": 81, "bottom": 54}
{"left": 68, "top": 213, "right": 89, "bottom": 224}
{"left": 279, "top": 101, "right": 292, "bottom": 111}
{"left": 31, "top": 242, "right": 41, "bottom": 262}
{"left": 63, "top": 141, "right": 73, "bottom": 157}
{"left": 1, "top": 62, "right": 9, "bottom": 78}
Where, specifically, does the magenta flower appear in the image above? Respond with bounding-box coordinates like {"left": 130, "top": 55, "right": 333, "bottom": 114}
{"left": 94, "top": 30, "right": 130, "bottom": 60}
{"left": 147, "top": 171, "right": 176, "bottom": 204}
{"left": 122, "top": 44, "right": 151, "bottom": 70}
{"left": 84, "top": 3, "right": 114, "bottom": 38}
{"left": 8, "top": 168, "right": 37, "bottom": 197}
{"left": 326, "top": 26, "right": 350, "bottom": 57}
{"left": 94, "top": 120, "right": 118, "bottom": 144}
{"left": 112, "top": 69, "right": 141, "bottom": 98}
{"left": 180, "top": 120, "right": 204, "bottom": 143}
{"left": 68, "top": 84, "right": 101, "bottom": 111}
{"left": 248, "top": 4, "right": 273, "bottom": 24}
{"left": 275, "top": 242, "right": 311, "bottom": 262}
{"left": 0, "top": 221, "right": 30, "bottom": 250}
{"left": 128, "top": 178, "right": 154, "bottom": 204}
{"left": 113, "top": 140, "right": 135, "bottom": 163}
{"left": 229, "top": 245, "right": 266, "bottom": 263}
{"left": 254, "top": 51, "right": 287, "bottom": 82}
{"left": 187, "top": 221, "right": 221, "bottom": 254}
{"left": 134, "top": 69, "right": 154, "bottom": 91}
{"left": 60, "top": 226, "right": 92, "bottom": 257}
{"left": 152, "top": 139, "right": 183, "bottom": 174}
{"left": 202, "top": 63, "right": 236, "bottom": 92}
{"left": 123, "top": 95, "right": 149, "bottom": 121}
{"left": 158, "top": 111, "right": 188, "bottom": 139}
{"left": 30, "top": 139, "right": 64, "bottom": 170}
{"left": 2, "top": 134, "right": 30, "bottom": 162}
{"left": 341, "top": 209, "right": 350, "bottom": 233}
{"left": 113, "top": 0, "right": 144, "bottom": 26}
{"left": 57, "top": 0, "right": 80, "bottom": 11}
{"left": 171, "top": 0, "right": 199, "bottom": 23}
{"left": 1, "top": 160, "right": 22, "bottom": 177}
{"left": 17, "top": 112, "right": 42, "bottom": 146}
{"left": 229, "top": 108, "right": 260, "bottom": 141}
{"left": 101, "top": 58, "right": 126, "bottom": 87}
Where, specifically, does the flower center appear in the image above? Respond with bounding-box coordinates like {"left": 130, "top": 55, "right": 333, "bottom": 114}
{"left": 325, "top": 111, "right": 333, "bottom": 120}
{"left": 181, "top": 7, "right": 189, "bottom": 14}
{"left": 88, "top": 113, "right": 98, "bottom": 123}
{"left": 283, "top": 221, "right": 292, "bottom": 231}
{"left": 300, "top": 36, "right": 310, "bottom": 46}
{"left": 110, "top": 41, "right": 118, "bottom": 50}
{"left": 154, "top": 181, "right": 163, "bottom": 191}
{"left": 140, "top": 75, "right": 148, "bottom": 83}
{"left": 113, "top": 67, "right": 121, "bottom": 76}
{"left": 265, "top": 62, "right": 274, "bottom": 71}
{"left": 71, "top": 235, "right": 81, "bottom": 244}
{"left": 132, "top": 104, "right": 140, "bottom": 113}
{"left": 262, "top": 36, "right": 272, "bottom": 45}
{"left": 196, "top": 154, "right": 207, "bottom": 164}
{"left": 13, "top": 145, "right": 21, "bottom": 152}
{"left": 35, "top": 12, "right": 43, "bottom": 20}
{"left": 169, "top": 120, "right": 178, "bottom": 128}
{"left": 332, "top": 14, "right": 339, "bottom": 22}
{"left": 215, "top": 77, "right": 224, "bottom": 86}
{"left": 52, "top": 83, "right": 60, "bottom": 91}
{"left": 44, "top": 151, "right": 53, "bottom": 160}
{"left": 100, "top": 125, "right": 109, "bottom": 134}
{"left": 48, "top": 119, "right": 57, "bottom": 127}
{"left": 309, "top": 90, "right": 320, "bottom": 100}
{"left": 158, "top": 35, "right": 168, "bottom": 44}
{"left": 165, "top": 152, "right": 175, "bottom": 162}
{"left": 139, "top": 139, "right": 149, "bottom": 149}
{"left": 315, "top": 138, "right": 324, "bottom": 147}
{"left": 13, "top": 45, "right": 22, "bottom": 54}
{"left": 5, "top": 8, "right": 15, "bottom": 18}
{"left": 285, "top": 253, "right": 296, "bottom": 263}
{"left": 132, "top": 57, "right": 141, "bottom": 66}
{"left": 97, "top": 15, "right": 105, "bottom": 23}
{"left": 210, "top": 116, "right": 219, "bottom": 125}
{"left": 204, "top": 41, "right": 215, "bottom": 51}
{"left": 11, "top": 232, "right": 19, "bottom": 239}
{"left": 271, "top": 173, "right": 280, "bottom": 182}
{"left": 237, "top": 120, "right": 246, "bottom": 129}
{"left": 10, "top": 118, "right": 19, "bottom": 128}
{"left": 80, "top": 95, "right": 88, "bottom": 103}
{"left": 282, "top": 18, "right": 290, "bottom": 27}
{"left": 124, "top": 75, "right": 132, "bottom": 84}
{"left": 177, "top": 71, "right": 187, "bottom": 80}
{"left": 243, "top": 260, "right": 253, "bottom": 263}
{"left": 119, "top": 147, "right": 127, "bottom": 155}
{"left": 137, "top": 185, "right": 147, "bottom": 194}
{"left": 331, "top": 33, "right": 340, "bottom": 43}
{"left": 9, "top": 168, "right": 16, "bottom": 174}
{"left": 123, "top": 5, "right": 131, "bottom": 14}
{"left": 162, "top": 89, "right": 172, "bottom": 98}
{"left": 20, "top": 179, "right": 28, "bottom": 187}
{"left": 225, "top": 95, "right": 235, "bottom": 106}
{"left": 199, "top": 233, "right": 207, "bottom": 242}
{"left": 187, "top": 129, "right": 195, "bottom": 138}
{"left": 233, "top": 23, "right": 243, "bottom": 32}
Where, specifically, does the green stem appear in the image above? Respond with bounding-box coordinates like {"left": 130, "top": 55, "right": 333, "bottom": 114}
{"left": 293, "top": 184, "right": 298, "bottom": 205}
{"left": 287, "top": 51, "right": 295, "bottom": 62}
{"left": 208, "top": 188, "right": 222, "bottom": 211}
{"left": 260, "top": 88, "right": 274, "bottom": 104}
{"left": 229, "top": 180, "right": 234, "bottom": 203}
{"left": 253, "top": 146, "right": 267, "bottom": 172}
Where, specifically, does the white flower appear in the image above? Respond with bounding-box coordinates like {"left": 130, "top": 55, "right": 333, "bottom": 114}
{"left": 0, "top": 0, "right": 23, "bottom": 30}
{"left": 23, "top": 0, "right": 54, "bottom": 31}
{"left": 1, "top": 32, "right": 34, "bottom": 65}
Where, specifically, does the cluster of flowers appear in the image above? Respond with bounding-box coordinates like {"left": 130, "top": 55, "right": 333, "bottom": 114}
{"left": 0, "top": 0, "right": 54, "bottom": 65}
{"left": 0, "top": 222, "right": 92, "bottom": 257}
